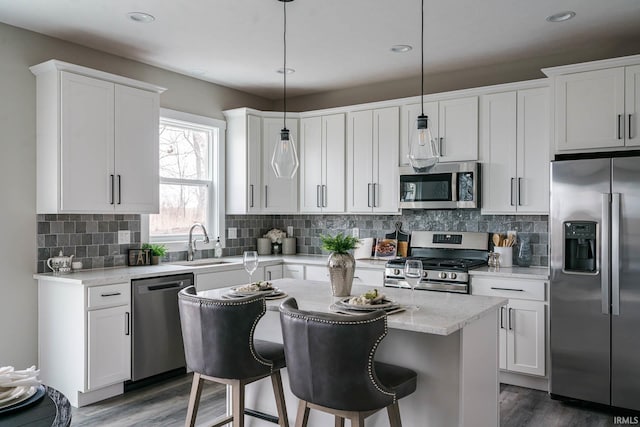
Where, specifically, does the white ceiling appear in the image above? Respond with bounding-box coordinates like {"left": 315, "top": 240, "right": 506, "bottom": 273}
{"left": 1, "top": 0, "right": 640, "bottom": 99}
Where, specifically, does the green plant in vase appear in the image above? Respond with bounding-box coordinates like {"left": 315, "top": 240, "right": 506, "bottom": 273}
{"left": 142, "top": 243, "right": 167, "bottom": 265}
{"left": 320, "top": 233, "right": 360, "bottom": 297}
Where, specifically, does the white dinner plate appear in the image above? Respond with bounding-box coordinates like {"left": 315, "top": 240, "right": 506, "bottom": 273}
{"left": 0, "top": 386, "right": 35, "bottom": 408}
{"left": 337, "top": 298, "right": 398, "bottom": 311}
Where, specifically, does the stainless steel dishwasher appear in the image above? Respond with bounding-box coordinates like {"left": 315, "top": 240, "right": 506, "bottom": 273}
{"left": 130, "top": 273, "right": 193, "bottom": 382}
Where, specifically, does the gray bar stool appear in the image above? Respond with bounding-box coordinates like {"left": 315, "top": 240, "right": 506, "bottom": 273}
{"left": 178, "top": 286, "right": 289, "bottom": 427}
{"left": 279, "top": 297, "right": 417, "bottom": 427}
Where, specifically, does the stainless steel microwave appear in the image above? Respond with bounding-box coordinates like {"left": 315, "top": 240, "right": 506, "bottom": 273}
{"left": 399, "top": 162, "right": 480, "bottom": 209}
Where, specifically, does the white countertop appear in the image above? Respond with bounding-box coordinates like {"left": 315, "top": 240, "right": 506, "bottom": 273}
{"left": 200, "top": 278, "right": 507, "bottom": 336}
{"left": 470, "top": 265, "right": 549, "bottom": 280}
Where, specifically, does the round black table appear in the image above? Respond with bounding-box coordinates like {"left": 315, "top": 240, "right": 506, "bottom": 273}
{"left": 0, "top": 386, "right": 71, "bottom": 427}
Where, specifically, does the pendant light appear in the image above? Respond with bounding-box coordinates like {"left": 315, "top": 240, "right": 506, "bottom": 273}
{"left": 408, "top": 0, "right": 439, "bottom": 172}
{"left": 271, "top": 0, "right": 299, "bottom": 179}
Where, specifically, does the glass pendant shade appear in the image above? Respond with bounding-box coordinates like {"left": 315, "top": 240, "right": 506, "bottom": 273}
{"left": 271, "top": 128, "right": 299, "bottom": 179}
{"left": 408, "top": 115, "right": 439, "bottom": 172}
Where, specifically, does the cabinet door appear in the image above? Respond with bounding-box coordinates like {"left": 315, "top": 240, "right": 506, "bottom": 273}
{"left": 438, "top": 97, "right": 478, "bottom": 161}
{"left": 626, "top": 65, "right": 640, "bottom": 147}
{"left": 480, "top": 91, "right": 517, "bottom": 213}
{"left": 373, "top": 107, "right": 399, "bottom": 213}
{"left": 60, "top": 72, "right": 114, "bottom": 213}
{"left": 555, "top": 68, "right": 625, "bottom": 150}
{"left": 299, "top": 117, "right": 323, "bottom": 213}
{"left": 114, "top": 85, "right": 160, "bottom": 213}
{"left": 283, "top": 264, "right": 304, "bottom": 279}
{"left": 399, "top": 102, "right": 439, "bottom": 166}
{"left": 247, "top": 114, "right": 263, "bottom": 213}
{"left": 506, "top": 299, "right": 545, "bottom": 376}
{"left": 347, "top": 110, "right": 374, "bottom": 212}
{"left": 264, "top": 264, "right": 283, "bottom": 281}
{"left": 499, "top": 306, "right": 507, "bottom": 370}
{"left": 262, "top": 117, "right": 298, "bottom": 213}
{"left": 517, "top": 87, "right": 550, "bottom": 213}
{"left": 323, "top": 114, "right": 346, "bottom": 213}
{"left": 87, "top": 305, "right": 131, "bottom": 390}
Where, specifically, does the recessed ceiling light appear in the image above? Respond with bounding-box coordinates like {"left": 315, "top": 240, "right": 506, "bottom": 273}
{"left": 391, "top": 45, "right": 413, "bottom": 53}
{"left": 546, "top": 11, "right": 576, "bottom": 23}
{"left": 127, "top": 12, "right": 155, "bottom": 23}
{"left": 277, "top": 67, "right": 295, "bottom": 74}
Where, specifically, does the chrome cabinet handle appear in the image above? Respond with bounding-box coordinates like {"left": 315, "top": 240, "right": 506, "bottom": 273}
{"left": 322, "top": 185, "right": 327, "bottom": 208}
{"left": 125, "top": 312, "right": 130, "bottom": 336}
{"left": 508, "top": 307, "right": 514, "bottom": 330}
{"left": 612, "top": 193, "right": 620, "bottom": 316}
{"left": 109, "top": 174, "right": 115, "bottom": 205}
{"left": 602, "top": 193, "right": 611, "bottom": 315}
{"left": 373, "top": 183, "right": 378, "bottom": 207}
{"left": 367, "top": 183, "right": 372, "bottom": 207}
{"left": 267, "top": 271, "right": 272, "bottom": 281}
{"left": 630, "top": 114, "right": 634, "bottom": 140}
{"left": 500, "top": 306, "right": 505, "bottom": 329}
{"left": 439, "top": 137, "right": 444, "bottom": 156}
{"left": 249, "top": 184, "right": 254, "bottom": 208}
{"left": 510, "top": 178, "right": 515, "bottom": 206}
{"left": 316, "top": 185, "right": 321, "bottom": 208}
{"left": 517, "top": 177, "right": 523, "bottom": 206}
{"left": 117, "top": 175, "right": 122, "bottom": 205}
{"left": 618, "top": 114, "right": 623, "bottom": 140}
{"left": 265, "top": 185, "right": 268, "bottom": 208}
{"left": 101, "top": 292, "right": 122, "bottom": 297}
{"left": 491, "top": 287, "right": 524, "bottom": 292}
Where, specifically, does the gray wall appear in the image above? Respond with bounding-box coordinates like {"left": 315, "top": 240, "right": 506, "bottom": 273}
{"left": 0, "top": 22, "right": 271, "bottom": 367}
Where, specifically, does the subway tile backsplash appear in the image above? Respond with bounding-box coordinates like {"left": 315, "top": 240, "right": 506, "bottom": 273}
{"left": 37, "top": 210, "right": 548, "bottom": 273}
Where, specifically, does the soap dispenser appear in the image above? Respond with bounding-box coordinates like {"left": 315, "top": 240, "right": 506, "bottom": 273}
{"left": 214, "top": 236, "right": 223, "bottom": 258}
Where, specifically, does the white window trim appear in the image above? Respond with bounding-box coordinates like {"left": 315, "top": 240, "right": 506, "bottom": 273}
{"left": 141, "top": 108, "right": 226, "bottom": 253}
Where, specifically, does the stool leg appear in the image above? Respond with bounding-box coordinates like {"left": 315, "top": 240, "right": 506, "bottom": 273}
{"left": 270, "top": 371, "right": 289, "bottom": 427}
{"left": 386, "top": 402, "right": 402, "bottom": 427}
{"left": 349, "top": 413, "right": 365, "bottom": 427}
{"left": 334, "top": 415, "right": 345, "bottom": 427}
{"left": 294, "top": 400, "right": 310, "bottom": 427}
{"left": 232, "top": 380, "right": 245, "bottom": 427}
{"left": 185, "top": 373, "right": 203, "bottom": 427}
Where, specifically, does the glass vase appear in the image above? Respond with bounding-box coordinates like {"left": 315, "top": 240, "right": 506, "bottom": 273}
{"left": 517, "top": 235, "right": 532, "bottom": 267}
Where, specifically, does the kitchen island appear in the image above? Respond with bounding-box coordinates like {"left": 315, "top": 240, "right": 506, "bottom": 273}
{"left": 199, "top": 279, "right": 507, "bottom": 427}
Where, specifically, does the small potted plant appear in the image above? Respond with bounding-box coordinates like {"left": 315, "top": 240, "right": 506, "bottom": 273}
{"left": 142, "top": 243, "right": 167, "bottom": 265}
{"left": 320, "top": 233, "right": 360, "bottom": 297}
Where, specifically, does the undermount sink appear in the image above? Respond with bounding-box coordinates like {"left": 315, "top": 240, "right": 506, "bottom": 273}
{"left": 171, "top": 259, "right": 235, "bottom": 267}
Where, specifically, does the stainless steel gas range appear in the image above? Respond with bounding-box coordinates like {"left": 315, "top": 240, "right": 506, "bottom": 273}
{"left": 383, "top": 231, "right": 489, "bottom": 294}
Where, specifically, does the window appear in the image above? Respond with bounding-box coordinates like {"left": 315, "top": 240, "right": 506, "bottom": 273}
{"left": 145, "top": 109, "right": 225, "bottom": 250}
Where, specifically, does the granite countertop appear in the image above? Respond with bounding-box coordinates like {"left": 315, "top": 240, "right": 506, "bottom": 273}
{"left": 199, "top": 278, "right": 507, "bottom": 336}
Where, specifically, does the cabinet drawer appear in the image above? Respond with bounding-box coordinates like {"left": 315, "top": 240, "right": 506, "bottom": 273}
{"left": 87, "top": 283, "right": 130, "bottom": 309}
{"left": 471, "top": 276, "right": 546, "bottom": 301}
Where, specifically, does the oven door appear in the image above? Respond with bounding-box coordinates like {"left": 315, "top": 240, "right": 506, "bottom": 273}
{"left": 399, "top": 162, "right": 479, "bottom": 209}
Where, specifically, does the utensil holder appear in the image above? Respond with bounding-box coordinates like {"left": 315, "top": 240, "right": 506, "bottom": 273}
{"left": 282, "top": 237, "right": 296, "bottom": 255}
{"left": 257, "top": 238, "right": 271, "bottom": 255}
{"left": 494, "top": 247, "right": 513, "bottom": 267}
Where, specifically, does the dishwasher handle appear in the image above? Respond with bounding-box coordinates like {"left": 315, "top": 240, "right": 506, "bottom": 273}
{"left": 147, "top": 281, "right": 185, "bottom": 291}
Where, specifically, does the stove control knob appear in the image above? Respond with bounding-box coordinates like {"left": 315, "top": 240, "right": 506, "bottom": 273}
{"left": 449, "top": 272, "right": 457, "bottom": 280}
{"left": 394, "top": 269, "right": 401, "bottom": 276}
{"left": 438, "top": 272, "right": 447, "bottom": 279}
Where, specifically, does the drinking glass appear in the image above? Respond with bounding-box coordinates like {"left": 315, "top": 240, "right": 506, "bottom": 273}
{"left": 404, "top": 259, "right": 422, "bottom": 310}
{"left": 243, "top": 251, "right": 259, "bottom": 283}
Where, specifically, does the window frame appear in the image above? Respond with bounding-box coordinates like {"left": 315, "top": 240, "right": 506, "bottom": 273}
{"left": 142, "top": 108, "right": 226, "bottom": 253}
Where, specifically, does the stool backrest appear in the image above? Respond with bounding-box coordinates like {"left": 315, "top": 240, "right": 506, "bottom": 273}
{"left": 178, "top": 286, "right": 274, "bottom": 379}
{"left": 279, "top": 297, "right": 396, "bottom": 412}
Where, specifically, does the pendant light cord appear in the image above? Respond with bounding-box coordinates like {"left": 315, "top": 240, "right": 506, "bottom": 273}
{"left": 420, "top": 0, "right": 424, "bottom": 116}
{"left": 283, "top": 0, "right": 287, "bottom": 128}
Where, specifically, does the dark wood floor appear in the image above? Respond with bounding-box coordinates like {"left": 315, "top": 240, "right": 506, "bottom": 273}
{"left": 71, "top": 376, "right": 623, "bottom": 426}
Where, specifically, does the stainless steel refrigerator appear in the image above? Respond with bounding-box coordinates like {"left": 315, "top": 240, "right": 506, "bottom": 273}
{"left": 550, "top": 155, "right": 640, "bottom": 411}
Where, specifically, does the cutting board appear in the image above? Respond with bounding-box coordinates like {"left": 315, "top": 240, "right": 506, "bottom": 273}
{"left": 385, "top": 222, "right": 410, "bottom": 257}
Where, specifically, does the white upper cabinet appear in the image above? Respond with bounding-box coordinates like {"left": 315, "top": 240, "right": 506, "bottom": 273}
{"left": 347, "top": 107, "right": 399, "bottom": 213}
{"left": 400, "top": 97, "right": 478, "bottom": 165}
{"left": 481, "top": 87, "right": 550, "bottom": 214}
{"left": 224, "top": 110, "right": 299, "bottom": 214}
{"left": 545, "top": 55, "right": 640, "bottom": 152}
{"left": 262, "top": 117, "right": 299, "bottom": 213}
{"left": 300, "top": 114, "right": 345, "bottom": 213}
{"left": 30, "top": 60, "right": 164, "bottom": 214}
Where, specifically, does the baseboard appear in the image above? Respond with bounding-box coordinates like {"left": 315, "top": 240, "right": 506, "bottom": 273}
{"left": 500, "top": 371, "right": 549, "bottom": 392}
{"left": 76, "top": 383, "right": 123, "bottom": 407}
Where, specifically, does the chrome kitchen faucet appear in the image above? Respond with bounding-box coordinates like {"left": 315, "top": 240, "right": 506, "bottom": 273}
{"left": 188, "top": 223, "right": 210, "bottom": 261}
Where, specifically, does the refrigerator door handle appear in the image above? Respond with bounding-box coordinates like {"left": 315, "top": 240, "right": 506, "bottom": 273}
{"left": 612, "top": 193, "right": 621, "bottom": 316}
{"left": 601, "top": 193, "right": 611, "bottom": 315}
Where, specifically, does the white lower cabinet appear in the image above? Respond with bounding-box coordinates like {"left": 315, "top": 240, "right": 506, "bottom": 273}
{"left": 87, "top": 305, "right": 131, "bottom": 390}
{"left": 37, "top": 279, "right": 131, "bottom": 407}
{"left": 264, "top": 264, "right": 283, "bottom": 281}
{"left": 283, "top": 264, "right": 304, "bottom": 279}
{"left": 472, "top": 275, "right": 546, "bottom": 377}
